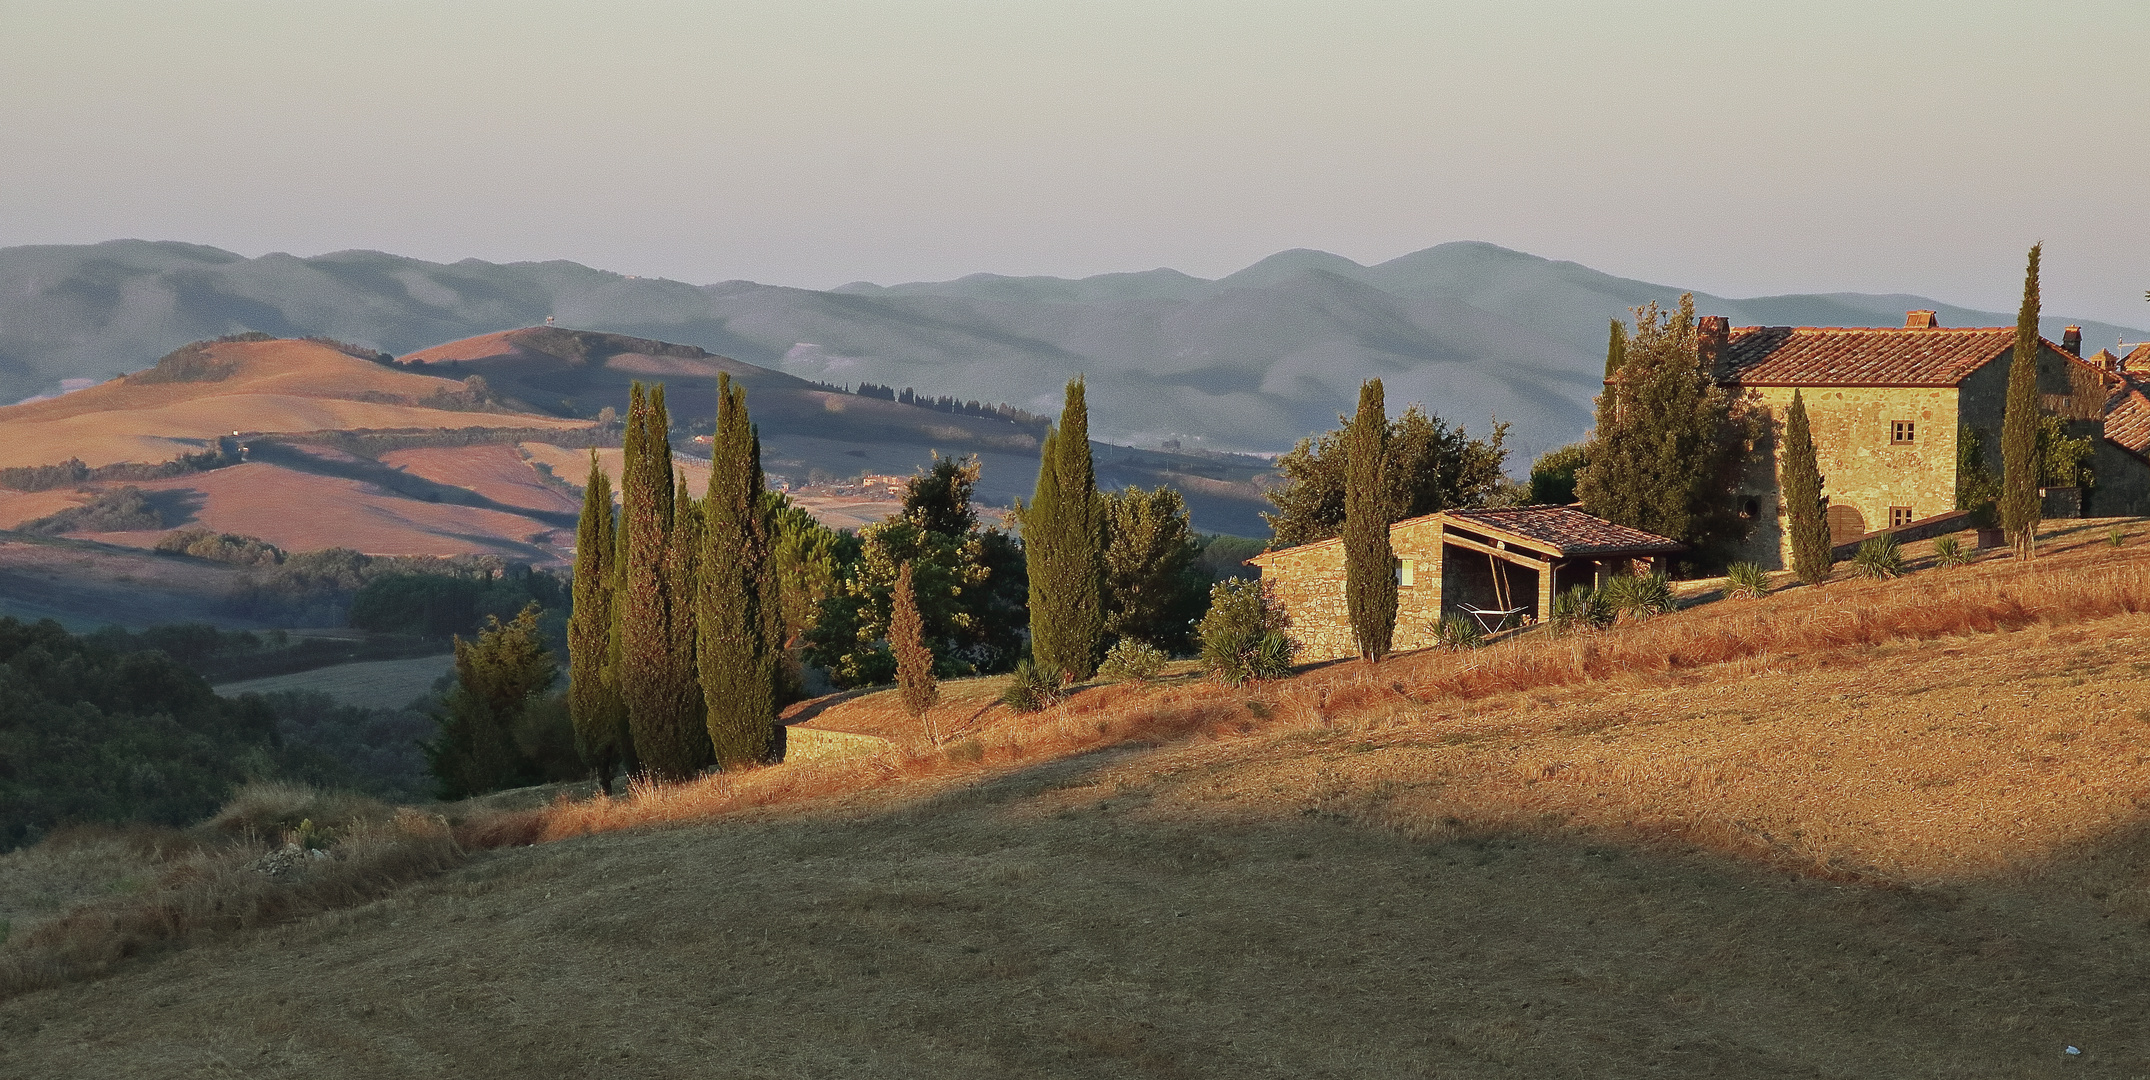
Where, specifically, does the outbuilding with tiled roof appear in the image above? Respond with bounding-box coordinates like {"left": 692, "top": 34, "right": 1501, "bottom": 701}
{"left": 1247, "top": 506, "right": 1682, "bottom": 661}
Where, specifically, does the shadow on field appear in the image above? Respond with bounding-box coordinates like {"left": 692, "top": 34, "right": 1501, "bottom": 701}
{"left": 2, "top": 751, "right": 2142, "bottom": 1079}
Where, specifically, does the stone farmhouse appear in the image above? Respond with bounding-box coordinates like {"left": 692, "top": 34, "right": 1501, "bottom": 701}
{"left": 1246, "top": 506, "right": 1682, "bottom": 662}
{"left": 1713, "top": 311, "right": 2150, "bottom": 569}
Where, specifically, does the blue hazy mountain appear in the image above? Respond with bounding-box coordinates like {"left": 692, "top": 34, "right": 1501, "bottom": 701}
{"left": 4, "top": 239, "right": 2139, "bottom": 459}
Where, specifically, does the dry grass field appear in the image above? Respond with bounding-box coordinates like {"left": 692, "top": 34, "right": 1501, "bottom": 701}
{"left": 4, "top": 522, "right": 2149, "bottom": 1076}
{"left": 379, "top": 445, "right": 582, "bottom": 519}
{"left": 0, "top": 339, "right": 586, "bottom": 470}
{"left": 213, "top": 654, "right": 453, "bottom": 708}
{"left": 72, "top": 461, "right": 572, "bottom": 562}
{"left": 0, "top": 534, "right": 267, "bottom": 630}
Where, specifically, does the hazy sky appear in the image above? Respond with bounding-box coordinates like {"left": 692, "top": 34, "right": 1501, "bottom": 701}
{"left": 5, "top": 1, "right": 2147, "bottom": 326}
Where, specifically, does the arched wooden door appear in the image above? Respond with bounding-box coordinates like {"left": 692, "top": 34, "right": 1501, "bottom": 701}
{"left": 1826, "top": 504, "right": 1867, "bottom": 546}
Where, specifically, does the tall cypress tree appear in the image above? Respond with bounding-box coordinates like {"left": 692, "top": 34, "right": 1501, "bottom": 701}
{"left": 1604, "top": 317, "right": 1628, "bottom": 379}
{"left": 890, "top": 561, "right": 938, "bottom": 723}
{"left": 2000, "top": 243, "right": 2044, "bottom": 560}
{"left": 568, "top": 450, "right": 629, "bottom": 792}
{"left": 1021, "top": 378, "right": 1105, "bottom": 682}
{"left": 1343, "top": 379, "right": 1396, "bottom": 661}
{"left": 1780, "top": 390, "right": 1832, "bottom": 585}
{"left": 698, "top": 373, "right": 780, "bottom": 768}
{"left": 620, "top": 383, "right": 707, "bottom": 780}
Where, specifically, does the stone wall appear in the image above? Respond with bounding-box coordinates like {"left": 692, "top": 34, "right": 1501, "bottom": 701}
{"left": 1255, "top": 516, "right": 1450, "bottom": 663}
{"left": 1732, "top": 386, "right": 1962, "bottom": 568}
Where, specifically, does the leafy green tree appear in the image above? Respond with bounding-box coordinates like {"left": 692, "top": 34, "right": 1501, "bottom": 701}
{"left": 1342, "top": 379, "right": 1397, "bottom": 661}
{"left": 619, "top": 383, "right": 708, "bottom": 781}
{"left": 890, "top": 561, "right": 938, "bottom": 721}
{"left": 1264, "top": 405, "right": 1508, "bottom": 548}
{"left": 1780, "top": 389, "right": 1832, "bottom": 585}
{"left": 1577, "top": 294, "right": 1749, "bottom": 558}
{"left": 425, "top": 603, "right": 557, "bottom": 799}
{"left": 2000, "top": 245, "right": 2043, "bottom": 560}
{"left": 568, "top": 451, "right": 629, "bottom": 792}
{"left": 698, "top": 374, "right": 781, "bottom": 769}
{"left": 903, "top": 453, "right": 981, "bottom": 538}
{"left": 1019, "top": 378, "right": 1105, "bottom": 682}
{"left": 805, "top": 518, "right": 988, "bottom": 687}
{"left": 1957, "top": 423, "right": 2003, "bottom": 526}
{"left": 1102, "top": 485, "right": 1207, "bottom": 654}
{"left": 1527, "top": 443, "right": 1587, "bottom": 505}
{"left": 2038, "top": 415, "right": 2095, "bottom": 490}
{"left": 768, "top": 496, "right": 846, "bottom": 649}
{"left": 1605, "top": 317, "right": 1628, "bottom": 379}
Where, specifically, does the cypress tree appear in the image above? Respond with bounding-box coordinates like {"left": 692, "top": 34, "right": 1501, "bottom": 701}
{"left": 1342, "top": 379, "right": 1396, "bottom": 661}
{"left": 567, "top": 450, "right": 628, "bottom": 792}
{"left": 1604, "top": 317, "right": 1628, "bottom": 379}
{"left": 698, "top": 373, "right": 780, "bottom": 768}
{"left": 1780, "top": 389, "right": 1832, "bottom": 585}
{"left": 2000, "top": 243, "right": 2044, "bottom": 560}
{"left": 620, "top": 383, "right": 707, "bottom": 781}
{"left": 890, "top": 561, "right": 938, "bottom": 725}
{"left": 1021, "top": 378, "right": 1105, "bottom": 682}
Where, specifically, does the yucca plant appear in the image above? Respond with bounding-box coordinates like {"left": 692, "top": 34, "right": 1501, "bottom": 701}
{"left": 2109, "top": 528, "right": 2128, "bottom": 549}
{"left": 1849, "top": 534, "right": 1906, "bottom": 580}
{"left": 998, "top": 660, "right": 1066, "bottom": 713}
{"left": 1433, "top": 613, "right": 1486, "bottom": 650}
{"left": 1932, "top": 534, "right": 1971, "bottom": 569}
{"left": 1602, "top": 571, "right": 1674, "bottom": 619}
{"left": 1549, "top": 585, "right": 1612, "bottom": 633}
{"left": 1724, "top": 562, "right": 1768, "bottom": 599}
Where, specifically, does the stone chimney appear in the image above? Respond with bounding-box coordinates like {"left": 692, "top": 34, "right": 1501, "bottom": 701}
{"left": 2062, "top": 326, "right": 2082, "bottom": 357}
{"left": 1697, "top": 315, "right": 1730, "bottom": 369}
{"left": 1904, "top": 310, "right": 1939, "bottom": 329}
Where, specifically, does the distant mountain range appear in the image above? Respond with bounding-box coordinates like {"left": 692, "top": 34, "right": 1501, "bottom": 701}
{"left": 4, "top": 239, "right": 2142, "bottom": 458}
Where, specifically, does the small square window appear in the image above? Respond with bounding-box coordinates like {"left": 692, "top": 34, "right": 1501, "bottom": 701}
{"left": 1396, "top": 558, "right": 1416, "bottom": 587}
{"left": 1891, "top": 420, "right": 1916, "bottom": 444}
{"left": 1889, "top": 506, "right": 1914, "bottom": 528}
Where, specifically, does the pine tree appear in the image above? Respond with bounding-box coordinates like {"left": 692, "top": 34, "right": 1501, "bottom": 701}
{"left": 1102, "top": 485, "right": 1206, "bottom": 654}
{"left": 619, "top": 383, "right": 707, "bottom": 781}
{"left": 1577, "top": 294, "right": 1748, "bottom": 556}
{"left": 699, "top": 373, "right": 780, "bottom": 768}
{"left": 1780, "top": 389, "right": 1832, "bottom": 585}
{"left": 1020, "top": 378, "right": 1105, "bottom": 682}
{"left": 890, "top": 561, "right": 938, "bottom": 727}
{"left": 424, "top": 603, "right": 555, "bottom": 799}
{"left": 1604, "top": 317, "right": 1628, "bottom": 379}
{"left": 567, "top": 450, "right": 628, "bottom": 792}
{"left": 1343, "top": 379, "right": 1397, "bottom": 661}
{"left": 2000, "top": 243, "right": 2044, "bottom": 560}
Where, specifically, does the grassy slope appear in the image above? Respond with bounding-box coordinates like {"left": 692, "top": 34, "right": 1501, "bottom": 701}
{"left": 4, "top": 523, "right": 2149, "bottom": 1076}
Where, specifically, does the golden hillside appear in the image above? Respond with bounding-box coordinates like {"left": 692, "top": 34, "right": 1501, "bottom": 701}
{"left": 4, "top": 521, "right": 2148, "bottom": 1075}
{"left": 0, "top": 338, "right": 588, "bottom": 470}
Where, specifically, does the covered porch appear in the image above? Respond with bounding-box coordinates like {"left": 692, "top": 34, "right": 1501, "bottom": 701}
{"left": 1426, "top": 506, "right": 1684, "bottom": 628}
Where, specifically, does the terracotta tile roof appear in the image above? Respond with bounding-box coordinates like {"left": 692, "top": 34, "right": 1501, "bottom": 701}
{"left": 2105, "top": 373, "right": 2150, "bottom": 460}
{"left": 1443, "top": 505, "right": 1685, "bottom": 557}
{"left": 1248, "top": 506, "right": 1683, "bottom": 565}
{"left": 1719, "top": 326, "right": 2022, "bottom": 387}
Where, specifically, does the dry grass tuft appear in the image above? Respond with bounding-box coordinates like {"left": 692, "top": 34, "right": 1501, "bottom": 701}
{"left": 0, "top": 805, "right": 461, "bottom": 1001}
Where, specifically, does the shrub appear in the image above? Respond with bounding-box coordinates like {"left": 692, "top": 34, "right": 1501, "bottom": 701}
{"left": 2109, "top": 528, "right": 2127, "bottom": 549}
{"left": 1933, "top": 534, "right": 1972, "bottom": 569}
{"left": 1098, "top": 638, "right": 1167, "bottom": 682}
{"left": 1850, "top": 534, "right": 1907, "bottom": 580}
{"left": 1433, "top": 614, "right": 1485, "bottom": 650}
{"left": 1725, "top": 562, "right": 1769, "bottom": 599}
{"left": 20, "top": 487, "right": 165, "bottom": 535}
{"left": 1549, "top": 585, "right": 1612, "bottom": 634}
{"left": 1197, "top": 579, "right": 1297, "bottom": 686}
{"left": 1601, "top": 571, "right": 1674, "bottom": 619}
{"left": 998, "top": 660, "right": 1065, "bottom": 713}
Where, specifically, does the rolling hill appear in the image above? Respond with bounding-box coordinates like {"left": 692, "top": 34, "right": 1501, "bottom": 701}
{"left": 8, "top": 240, "right": 2141, "bottom": 459}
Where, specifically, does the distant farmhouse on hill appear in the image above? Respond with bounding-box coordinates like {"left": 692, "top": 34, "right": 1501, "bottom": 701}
{"left": 1247, "top": 310, "right": 2150, "bottom": 659}
{"left": 1713, "top": 310, "right": 2150, "bottom": 569}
